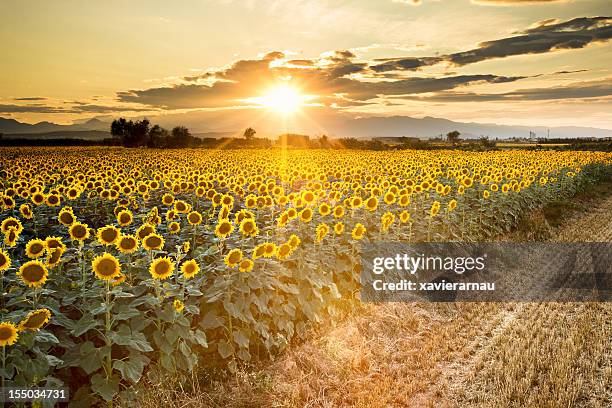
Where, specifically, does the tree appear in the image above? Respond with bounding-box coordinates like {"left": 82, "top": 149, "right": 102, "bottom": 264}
{"left": 172, "top": 126, "right": 191, "bottom": 147}
{"left": 148, "top": 124, "right": 168, "bottom": 147}
{"left": 446, "top": 130, "right": 461, "bottom": 143}
{"left": 110, "top": 118, "right": 150, "bottom": 147}
{"left": 320, "top": 134, "right": 329, "bottom": 148}
{"left": 243, "top": 127, "right": 256, "bottom": 140}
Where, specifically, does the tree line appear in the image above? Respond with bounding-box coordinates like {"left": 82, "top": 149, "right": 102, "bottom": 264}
{"left": 110, "top": 118, "right": 200, "bottom": 148}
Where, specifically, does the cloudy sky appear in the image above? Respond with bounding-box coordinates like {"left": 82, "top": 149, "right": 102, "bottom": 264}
{"left": 1, "top": 0, "right": 610, "bottom": 131}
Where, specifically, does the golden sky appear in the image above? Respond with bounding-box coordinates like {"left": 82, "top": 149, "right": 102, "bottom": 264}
{"left": 0, "top": 0, "right": 610, "bottom": 130}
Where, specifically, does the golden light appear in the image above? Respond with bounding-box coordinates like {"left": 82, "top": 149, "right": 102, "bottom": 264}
{"left": 249, "top": 85, "right": 309, "bottom": 114}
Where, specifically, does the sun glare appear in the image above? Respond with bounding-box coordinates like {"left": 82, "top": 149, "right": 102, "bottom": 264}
{"left": 252, "top": 85, "right": 307, "bottom": 114}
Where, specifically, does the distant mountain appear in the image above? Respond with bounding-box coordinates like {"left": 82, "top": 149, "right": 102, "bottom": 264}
{"left": 334, "top": 116, "right": 612, "bottom": 139}
{"left": 0, "top": 117, "right": 110, "bottom": 134}
{"left": 2, "top": 130, "right": 111, "bottom": 141}
{"left": 1, "top": 115, "right": 610, "bottom": 140}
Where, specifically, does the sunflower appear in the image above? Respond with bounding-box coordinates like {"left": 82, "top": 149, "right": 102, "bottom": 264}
{"left": 17, "top": 260, "right": 48, "bottom": 287}
{"left": 31, "top": 192, "right": 45, "bottom": 206}
{"left": 0, "top": 248, "right": 11, "bottom": 272}
{"left": 0, "top": 322, "right": 19, "bottom": 347}
{"left": 110, "top": 273, "right": 126, "bottom": 287}
{"left": 298, "top": 208, "right": 313, "bottom": 223}
{"left": 224, "top": 248, "right": 243, "bottom": 268}
{"left": 116, "top": 234, "right": 139, "bottom": 254}
{"left": 149, "top": 257, "right": 175, "bottom": 280}
{"left": 17, "top": 308, "right": 51, "bottom": 332}
{"left": 239, "top": 218, "right": 258, "bottom": 237}
{"left": 4, "top": 227, "right": 18, "bottom": 248}
{"left": 19, "top": 204, "right": 33, "bottom": 219}
{"left": 92, "top": 253, "right": 121, "bottom": 281}
{"left": 25, "top": 239, "right": 47, "bottom": 259}
{"left": 315, "top": 223, "right": 329, "bottom": 243}
{"left": 136, "top": 223, "right": 156, "bottom": 240}
{"left": 45, "top": 236, "right": 66, "bottom": 253}
{"left": 318, "top": 202, "right": 331, "bottom": 216}
{"left": 69, "top": 222, "right": 90, "bottom": 242}
{"left": 182, "top": 241, "right": 190, "bottom": 253}
{"left": 483, "top": 190, "right": 490, "bottom": 199}
{"left": 1, "top": 217, "right": 23, "bottom": 235}
{"left": 429, "top": 202, "right": 440, "bottom": 218}
{"left": 58, "top": 208, "right": 76, "bottom": 226}
{"left": 238, "top": 259, "right": 254, "bottom": 273}
{"left": 173, "top": 299, "right": 185, "bottom": 313}
{"left": 117, "top": 210, "right": 134, "bottom": 227}
{"left": 288, "top": 234, "right": 301, "bottom": 250}
{"left": 180, "top": 259, "right": 200, "bottom": 279}
{"left": 162, "top": 193, "right": 174, "bottom": 206}
{"left": 168, "top": 221, "right": 181, "bottom": 234}
{"left": 97, "top": 225, "right": 121, "bottom": 245}
{"left": 383, "top": 192, "right": 396, "bottom": 205}
{"left": 276, "top": 243, "right": 292, "bottom": 260}
{"left": 334, "top": 222, "right": 345, "bottom": 235}
{"left": 187, "top": 211, "right": 203, "bottom": 226}
{"left": 174, "top": 200, "right": 189, "bottom": 213}
{"left": 447, "top": 199, "right": 458, "bottom": 212}
{"left": 333, "top": 205, "right": 345, "bottom": 219}
{"left": 215, "top": 219, "right": 234, "bottom": 239}
{"left": 365, "top": 196, "right": 378, "bottom": 212}
{"left": 264, "top": 243, "right": 277, "bottom": 258}
{"left": 142, "top": 233, "right": 165, "bottom": 251}
{"left": 45, "top": 247, "right": 64, "bottom": 268}
{"left": 252, "top": 243, "right": 266, "bottom": 259}
{"left": 381, "top": 212, "right": 395, "bottom": 233}
{"left": 399, "top": 210, "right": 411, "bottom": 223}
{"left": 351, "top": 223, "right": 366, "bottom": 240}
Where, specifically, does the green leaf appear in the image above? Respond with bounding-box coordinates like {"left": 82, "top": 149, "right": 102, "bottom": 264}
{"left": 192, "top": 330, "right": 208, "bottom": 348}
{"left": 79, "top": 342, "right": 102, "bottom": 375}
{"left": 232, "top": 330, "right": 249, "bottom": 349}
{"left": 200, "top": 309, "right": 223, "bottom": 329}
{"left": 217, "top": 341, "right": 234, "bottom": 359}
{"left": 71, "top": 313, "right": 101, "bottom": 337}
{"left": 34, "top": 330, "right": 60, "bottom": 344}
{"left": 113, "top": 353, "right": 150, "bottom": 383}
{"left": 110, "top": 325, "right": 154, "bottom": 352}
{"left": 91, "top": 373, "right": 120, "bottom": 402}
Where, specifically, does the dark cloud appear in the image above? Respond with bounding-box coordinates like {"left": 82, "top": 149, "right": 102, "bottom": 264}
{"left": 447, "top": 16, "right": 611, "bottom": 66}
{"left": 13, "top": 97, "right": 47, "bottom": 101}
{"left": 369, "top": 16, "right": 610, "bottom": 72}
{"left": 404, "top": 79, "right": 612, "bottom": 102}
{"left": 0, "top": 103, "right": 153, "bottom": 114}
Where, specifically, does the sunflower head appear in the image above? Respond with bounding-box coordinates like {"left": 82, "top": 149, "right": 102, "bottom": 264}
{"left": 17, "top": 260, "right": 48, "bottom": 287}
{"left": 351, "top": 223, "right": 366, "bottom": 241}
{"left": 0, "top": 322, "right": 19, "bottom": 347}
{"left": 117, "top": 210, "right": 134, "bottom": 227}
{"left": 58, "top": 208, "right": 76, "bottom": 226}
{"left": 0, "top": 249, "right": 11, "bottom": 272}
{"left": 224, "top": 248, "right": 243, "bottom": 268}
{"left": 1, "top": 217, "right": 23, "bottom": 235}
{"left": 69, "top": 222, "right": 90, "bottom": 242}
{"left": 149, "top": 257, "right": 175, "bottom": 280}
{"left": 180, "top": 259, "right": 200, "bottom": 279}
{"left": 239, "top": 218, "right": 258, "bottom": 237}
{"left": 238, "top": 259, "right": 254, "bottom": 273}
{"left": 25, "top": 239, "right": 47, "bottom": 259}
{"left": 215, "top": 219, "right": 234, "bottom": 239}
{"left": 173, "top": 299, "right": 185, "bottom": 313}
{"left": 18, "top": 308, "right": 51, "bottom": 332}
{"left": 276, "top": 243, "right": 292, "bottom": 260}
{"left": 97, "top": 225, "right": 121, "bottom": 245}
{"left": 92, "top": 253, "right": 121, "bottom": 281}
{"left": 142, "top": 233, "right": 164, "bottom": 251}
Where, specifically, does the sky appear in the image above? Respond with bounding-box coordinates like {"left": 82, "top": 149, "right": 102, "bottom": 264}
{"left": 0, "top": 0, "right": 611, "bottom": 132}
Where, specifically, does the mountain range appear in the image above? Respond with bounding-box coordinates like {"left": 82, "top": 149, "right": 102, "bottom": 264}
{"left": 1, "top": 115, "right": 610, "bottom": 140}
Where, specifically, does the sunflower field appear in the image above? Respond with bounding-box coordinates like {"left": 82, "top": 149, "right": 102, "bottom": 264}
{"left": 0, "top": 146, "right": 610, "bottom": 406}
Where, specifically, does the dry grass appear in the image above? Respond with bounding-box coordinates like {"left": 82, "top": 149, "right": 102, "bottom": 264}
{"left": 127, "top": 181, "right": 612, "bottom": 408}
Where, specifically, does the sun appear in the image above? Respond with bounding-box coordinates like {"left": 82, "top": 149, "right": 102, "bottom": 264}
{"left": 251, "top": 85, "right": 308, "bottom": 114}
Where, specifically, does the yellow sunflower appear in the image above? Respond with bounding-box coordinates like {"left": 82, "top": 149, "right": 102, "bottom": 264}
{"left": 224, "top": 248, "right": 243, "bottom": 268}
{"left": 351, "top": 223, "right": 366, "bottom": 240}
{"left": 0, "top": 248, "right": 11, "bottom": 272}
{"left": 239, "top": 218, "right": 259, "bottom": 237}
{"left": 334, "top": 222, "right": 345, "bottom": 235}
{"left": 97, "top": 225, "right": 121, "bottom": 246}
{"left": 69, "top": 222, "right": 90, "bottom": 242}
{"left": 215, "top": 219, "right": 234, "bottom": 239}
{"left": 1, "top": 217, "right": 23, "bottom": 235}
{"left": 25, "top": 239, "right": 47, "bottom": 259}
{"left": 180, "top": 259, "right": 200, "bottom": 279}
{"left": 17, "top": 308, "right": 51, "bottom": 332}
{"left": 17, "top": 260, "right": 48, "bottom": 287}
{"left": 117, "top": 210, "right": 134, "bottom": 227}
{"left": 276, "top": 243, "right": 292, "bottom": 260}
{"left": 142, "top": 233, "right": 164, "bottom": 251}
{"left": 58, "top": 207, "right": 76, "bottom": 226}
{"left": 92, "top": 253, "right": 121, "bottom": 281}
{"left": 149, "top": 257, "right": 175, "bottom": 280}
{"left": 239, "top": 259, "right": 254, "bottom": 273}
{"left": 0, "top": 322, "right": 19, "bottom": 346}
{"left": 288, "top": 234, "right": 301, "bottom": 250}
{"left": 173, "top": 299, "right": 185, "bottom": 313}
{"left": 187, "top": 211, "right": 203, "bottom": 226}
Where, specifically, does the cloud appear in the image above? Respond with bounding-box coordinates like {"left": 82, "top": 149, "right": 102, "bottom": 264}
{"left": 404, "top": 78, "right": 612, "bottom": 102}
{"left": 13, "top": 97, "right": 48, "bottom": 101}
{"left": 0, "top": 103, "right": 153, "bottom": 114}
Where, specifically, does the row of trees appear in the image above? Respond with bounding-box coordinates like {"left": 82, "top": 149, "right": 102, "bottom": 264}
{"left": 110, "top": 118, "right": 196, "bottom": 148}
